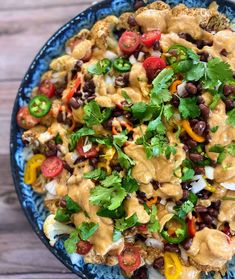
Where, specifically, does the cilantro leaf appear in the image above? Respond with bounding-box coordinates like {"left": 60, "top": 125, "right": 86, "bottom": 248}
{"left": 65, "top": 195, "right": 82, "bottom": 214}
{"left": 122, "top": 171, "right": 139, "bottom": 193}
{"left": 131, "top": 102, "right": 155, "bottom": 121}
{"left": 179, "top": 97, "right": 200, "bottom": 119}
{"left": 217, "top": 151, "right": 227, "bottom": 164}
{"left": 210, "top": 126, "right": 219, "bottom": 133}
{"left": 113, "top": 230, "right": 122, "bottom": 242}
{"left": 83, "top": 100, "right": 112, "bottom": 127}
{"left": 185, "top": 62, "right": 205, "bottom": 81}
{"left": 151, "top": 68, "right": 174, "bottom": 106}
{"left": 64, "top": 230, "right": 80, "bottom": 254}
{"left": 181, "top": 167, "right": 195, "bottom": 182}
{"left": 70, "top": 127, "right": 95, "bottom": 150}
{"left": 54, "top": 208, "right": 70, "bottom": 223}
{"left": 114, "top": 145, "right": 135, "bottom": 170}
{"left": 186, "top": 48, "right": 200, "bottom": 62}
{"left": 209, "top": 144, "right": 224, "bottom": 153}
{"left": 93, "top": 137, "right": 113, "bottom": 146}
{"left": 113, "top": 133, "right": 128, "bottom": 147}
{"left": 165, "top": 145, "right": 177, "bottom": 160}
{"left": 115, "top": 213, "right": 138, "bottom": 232}
{"left": 147, "top": 116, "right": 166, "bottom": 135}
{"left": 77, "top": 222, "right": 99, "bottom": 241}
{"left": 176, "top": 200, "right": 194, "bottom": 219}
{"left": 207, "top": 58, "right": 233, "bottom": 82}
{"left": 83, "top": 168, "right": 107, "bottom": 180}
{"left": 55, "top": 195, "right": 81, "bottom": 222}
{"left": 148, "top": 205, "right": 160, "bottom": 233}
{"left": 226, "top": 144, "right": 235, "bottom": 156}
{"left": 101, "top": 172, "right": 122, "bottom": 188}
{"left": 121, "top": 90, "right": 132, "bottom": 104}
{"left": 227, "top": 109, "right": 235, "bottom": 127}
{"left": 209, "top": 94, "right": 221, "bottom": 110}
{"left": 97, "top": 206, "right": 125, "bottom": 219}
{"left": 163, "top": 104, "right": 174, "bottom": 121}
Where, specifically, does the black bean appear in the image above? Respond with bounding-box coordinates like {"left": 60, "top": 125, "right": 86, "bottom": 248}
{"left": 183, "top": 189, "right": 189, "bottom": 200}
{"left": 199, "top": 104, "right": 210, "bottom": 120}
{"left": 74, "top": 157, "right": 86, "bottom": 165}
{"left": 183, "top": 144, "right": 189, "bottom": 152}
{"left": 197, "top": 189, "right": 212, "bottom": 199}
{"left": 128, "top": 15, "right": 137, "bottom": 27}
{"left": 181, "top": 182, "right": 191, "bottom": 190}
{"left": 186, "top": 82, "right": 197, "bottom": 94}
{"left": 211, "top": 200, "right": 221, "bottom": 209}
{"left": 223, "top": 85, "right": 235, "bottom": 96}
{"left": 195, "top": 205, "right": 208, "bottom": 213}
{"left": 132, "top": 266, "right": 148, "bottom": 279}
{"left": 57, "top": 111, "right": 64, "bottom": 123}
{"left": 136, "top": 191, "right": 146, "bottom": 204}
{"left": 115, "top": 73, "right": 129, "bottom": 87}
{"left": 208, "top": 208, "right": 219, "bottom": 218}
{"left": 197, "top": 83, "right": 203, "bottom": 94}
{"left": 189, "top": 153, "right": 204, "bottom": 162}
{"left": 112, "top": 164, "right": 122, "bottom": 172}
{"left": 87, "top": 95, "right": 96, "bottom": 101}
{"left": 224, "top": 99, "right": 235, "bottom": 112}
{"left": 59, "top": 197, "right": 67, "bottom": 208}
{"left": 201, "top": 213, "right": 213, "bottom": 225}
{"left": 84, "top": 73, "right": 93, "bottom": 81}
{"left": 102, "top": 118, "right": 113, "bottom": 130}
{"left": 113, "top": 108, "right": 123, "bottom": 117}
{"left": 153, "top": 257, "right": 164, "bottom": 270}
{"left": 69, "top": 97, "right": 81, "bottom": 109}
{"left": 178, "top": 33, "right": 195, "bottom": 43}
{"left": 89, "top": 157, "right": 98, "bottom": 168}
{"left": 151, "top": 180, "right": 160, "bottom": 190}
{"left": 83, "top": 80, "right": 95, "bottom": 94}
{"left": 45, "top": 141, "right": 58, "bottom": 157}
{"left": 198, "top": 222, "right": 207, "bottom": 231}
{"left": 153, "top": 40, "right": 161, "bottom": 51}
{"left": 176, "top": 200, "right": 183, "bottom": 206}
{"left": 135, "top": 234, "right": 147, "bottom": 242}
{"left": 181, "top": 238, "right": 193, "bottom": 250}
{"left": 194, "top": 166, "right": 205, "bottom": 175}
{"left": 196, "top": 40, "right": 212, "bottom": 49}
{"left": 55, "top": 87, "right": 64, "bottom": 98}
{"left": 171, "top": 94, "right": 180, "bottom": 108}
{"left": 63, "top": 161, "right": 73, "bottom": 174}
{"left": 164, "top": 243, "right": 180, "bottom": 253}
{"left": 200, "top": 52, "right": 209, "bottom": 62}
{"left": 71, "top": 60, "right": 83, "bottom": 78}
{"left": 220, "top": 48, "right": 228, "bottom": 57}
{"left": 134, "top": 0, "right": 145, "bottom": 10}
{"left": 197, "top": 96, "right": 205, "bottom": 104}
{"left": 186, "top": 139, "right": 198, "bottom": 149}
{"left": 193, "top": 121, "right": 206, "bottom": 136}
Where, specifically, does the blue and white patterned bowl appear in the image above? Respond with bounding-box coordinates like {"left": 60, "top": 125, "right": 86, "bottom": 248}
{"left": 10, "top": 0, "right": 235, "bottom": 278}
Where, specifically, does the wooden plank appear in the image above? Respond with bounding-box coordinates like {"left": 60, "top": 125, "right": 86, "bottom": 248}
{"left": 0, "top": 4, "right": 90, "bottom": 81}
{"left": 0, "top": 274, "right": 77, "bottom": 279}
{"left": 1, "top": 0, "right": 93, "bottom": 10}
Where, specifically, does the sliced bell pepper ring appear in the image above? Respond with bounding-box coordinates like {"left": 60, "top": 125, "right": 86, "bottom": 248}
{"left": 24, "top": 154, "right": 46, "bottom": 184}
{"left": 28, "top": 95, "right": 52, "bottom": 118}
{"left": 65, "top": 77, "right": 81, "bottom": 102}
{"left": 164, "top": 252, "right": 182, "bottom": 279}
{"left": 182, "top": 120, "right": 205, "bottom": 143}
{"left": 170, "top": 80, "right": 182, "bottom": 94}
{"left": 161, "top": 215, "right": 187, "bottom": 244}
{"left": 187, "top": 217, "right": 196, "bottom": 237}
{"left": 146, "top": 196, "right": 158, "bottom": 207}
{"left": 113, "top": 58, "right": 132, "bottom": 72}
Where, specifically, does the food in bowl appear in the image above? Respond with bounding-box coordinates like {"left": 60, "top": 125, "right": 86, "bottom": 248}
{"left": 16, "top": 0, "right": 235, "bottom": 278}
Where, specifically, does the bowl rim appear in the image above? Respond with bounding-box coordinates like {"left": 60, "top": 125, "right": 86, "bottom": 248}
{"left": 9, "top": 0, "right": 235, "bottom": 278}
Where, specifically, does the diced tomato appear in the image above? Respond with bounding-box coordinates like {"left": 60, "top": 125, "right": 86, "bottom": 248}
{"left": 141, "top": 30, "right": 161, "bottom": 48}
{"left": 119, "top": 31, "right": 140, "bottom": 55}
{"left": 76, "top": 240, "right": 93, "bottom": 255}
{"left": 16, "top": 107, "right": 40, "bottom": 129}
{"left": 187, "top": 218, "right": 196, "bottom": 237}
{"left": 118, "top": 245, "right": 141, "bottom": 273}
{"left": 39, "top": 80, "right": 56, "bottom": 98}
{"left": 41, "top": 156, "right": 63, "bottom": 178}
{"left": 137, "top": 225, "right": 147, "bottom": 232}
{"left": 76, "top": 138, "right": 98, "bottom": 159}
{"left": 143, "top": 56, "right": 166, "bottom": 81}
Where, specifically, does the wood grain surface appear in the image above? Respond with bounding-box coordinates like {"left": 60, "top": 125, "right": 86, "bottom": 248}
{"left": 0, "top": 1, "right": 93, "bottom": 278}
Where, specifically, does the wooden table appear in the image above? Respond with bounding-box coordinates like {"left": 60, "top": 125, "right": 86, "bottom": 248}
{"left": 0, "top": 1, "right": 94, "bottom": 278}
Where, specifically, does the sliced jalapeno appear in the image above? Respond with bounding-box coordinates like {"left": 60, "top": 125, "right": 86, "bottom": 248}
{"left": 98, "top": 58, "right": 112, "bottom": 74}
{"left": 29, "top": 95, "right": 52, "bottom": 118}
{"left": 167, "top": 45, "right": 188, "bottom": 65}
{"left": 113, "top": 58, "right": 131, "bottom": 72}
{"left": 161, "top": 215, "right": 187, "bottom": 244}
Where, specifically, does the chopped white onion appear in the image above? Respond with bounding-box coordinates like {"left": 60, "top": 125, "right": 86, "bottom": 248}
{"left": 160, "top": 198, "right": 167, "bottom": 205}
{"left": 191, "top": 175, "right": 207, "bottom": 194}
{"left": 145, "top": 238, "right": 164, "bottom": 250}
{"left": 71, "top": 152, "right": 79, "bottom": 162}
{"left": 150, "top": 50, "right": 161, "bottom": 57}
{"left": 177, "top": 81, "right": 187, "bottom": 97}
{"left": 104, "top": 50, "right": 118, "bottom": 61}
{"left": 137, "top": 51, "right": 145, "bottom": 61}
{"left": 231, "top": 19, "right": 235, "bottom": 32}
{"left": 83, "top": 143, "right": 92, "bottom": 153}
{"left": 179, "top": 246, "right": 189, "bottom": 264}
{"left": 45, "top": 180, "right": 57, "bottom": 196}
{"left": 129, "top": 55, "right": 137, "bottom": 65}
{"left": 22, "top": 146, "right": 34, "bottom": 161}
{"left": 105, "top": 75, "right": 115, "bottom": 86}
{"left": 148, "top": 267, "right": 164, "bottom": 279}
{"left": 220, "top": 182, "right": 235, "bottom": 191}
{"left": 205, "top": 166, "right": 215, "bottom": 180}
{"left": 166, "top": 202, "right": 176, "bottom": 214}
{"left": 38, "top": 131, "right": 53, "bottom": 144}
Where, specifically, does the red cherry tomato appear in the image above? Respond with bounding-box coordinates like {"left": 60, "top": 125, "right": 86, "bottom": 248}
{"left": 119, "top": 31, "right": 140, "bottom": 55}
{"left": 143, "top": 56, "right": 166, "bottom": 81}
{"left": 76, "top": 240, "right": 93, "bottom": 255}
{"left": 137, "top": 225, "right": 147, "bottom": 232}
{"left": 39, "top": 80, "right": 56, "bottom": 98}
{"left": 41, "top": 156, "right": 63, "bottom": 178}
{"left": 118, "top": 245, "right": 141, "bottom": 273}
{"left": 76, "top": 138, "right": 98, "bottom": 159}
{"left": 141, "top": 30, "right": 161, "bottom": 48}
{"left": 16, "top": 107, "right": 40, "bottom": 129}
{"left": 187, "top": 217, "right": 196, "bottom": 237}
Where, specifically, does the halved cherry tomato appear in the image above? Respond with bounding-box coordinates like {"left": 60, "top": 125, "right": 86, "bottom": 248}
{"left": 76, "top": 240, "right": 93, "bottom": 255}
{"left": 187, "top": 217, "right": 196, "bottom": 237}
{"left": 16, "top": 107, "right": 40, "bottom": 129}
{"left": 76, "top": 138, "right": 98, "bottom": 158}
{"left": 38, "top": 80, "right": 56, "bottom": 98}
{"left": 118, "top": 245, "right": 141, "bottom": 273}
{"left": 141, "top": 30, "right": 161, "bottom": 48}
{"left": 119, "top": 31, "right": 140, "bottom": 55}
{"left": 137, "top": 225, "right": 147, "bottom": 232}
{"left": 41, "top": 156, "right": 63, "bottom": 178}
{"left": 143, "top": 56, "right": 166, "bottom": 81}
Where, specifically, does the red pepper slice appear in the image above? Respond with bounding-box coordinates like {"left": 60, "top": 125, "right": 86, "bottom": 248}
{"left": 65, "top": 77, "right": 81, "bottom": 102}
{"left": 187, "top": 217, "right": 196, "bottom": 237}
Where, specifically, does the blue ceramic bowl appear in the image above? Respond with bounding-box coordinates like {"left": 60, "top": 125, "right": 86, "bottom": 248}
{"left": 10, "top": 0, "right": 235, "bottom": 278}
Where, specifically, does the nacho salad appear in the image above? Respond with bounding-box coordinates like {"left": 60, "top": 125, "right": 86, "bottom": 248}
{"left": 16, "top": 1, "right": 235, "bottom": 278}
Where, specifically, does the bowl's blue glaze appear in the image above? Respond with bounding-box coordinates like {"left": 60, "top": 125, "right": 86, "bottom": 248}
{"left": 10, "top": 0, "right": 235, "bottom": 278}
